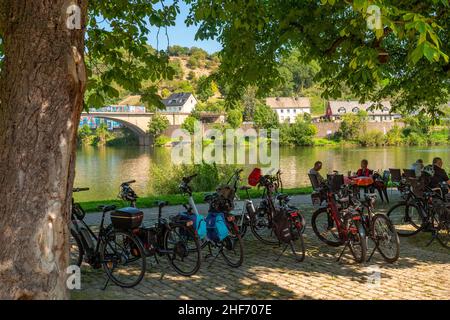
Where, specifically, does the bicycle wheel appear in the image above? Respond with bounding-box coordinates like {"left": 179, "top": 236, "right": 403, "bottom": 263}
{"left": 311, "top": 207, "right": 343, "bottom": 247}
{"left": 250, "top": 209, "right": 279, "bottom": 245}
{"left": 434, "top": 213, "right": 450, "bottom": 249}
{"left": 234, "top": 214, "right": 248, "bottom": 238}
{"left": 164, "top": 225, "right": 201, "bottom": 276}
{"left": 371, "top": 214, "right": 400, "bottom": 263}
{"left": 69, "top": 229, "right": 84, "bottom": 267}
{"left": 220, "top": 222, "right": 244, "bottom": 267}
{"left": 289, "top": 217, "right": 305, "bottom": 262}
{"left": 100, "top": 230, "right": 146, "bottom": 288}
{"left": 386, "top": 202, "right": 424, "bottom": 237}
{"left": 348, "top": 220, "right": 367, "bottom": 263}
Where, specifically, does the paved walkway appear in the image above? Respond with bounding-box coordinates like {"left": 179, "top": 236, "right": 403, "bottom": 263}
{"left": 72, "top": 194, "right": 450, "bottom": 300}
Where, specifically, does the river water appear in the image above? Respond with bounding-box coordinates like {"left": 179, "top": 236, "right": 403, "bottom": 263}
{"left": 74, "top": 145, "right": 450, "bottom": 201}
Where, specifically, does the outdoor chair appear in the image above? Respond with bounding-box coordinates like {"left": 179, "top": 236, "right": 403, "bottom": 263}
{"left": 389, "top": 169, "right": 402, "bottom": 196}
{"left": 308, "top": 174, "right": 322, "bottom": 191}
{"left": 403, "top": 169, "right": 416, "bottom": 178}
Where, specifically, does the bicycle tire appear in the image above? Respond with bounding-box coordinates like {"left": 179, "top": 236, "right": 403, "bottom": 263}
{"left": 348, "top": 220, "right": 367, "bottom": 263}
{"left": 386, "top": 201, "right": 425, "bottom": 237}
{"left": 371, "top": 214, "right": 400, "bottom": 263}
{"left": 221, "top": 223, "right": 244, "bottom": 267}
{"left": 100, "top": 230, "right": 146, "bottom": 288}
{"left": 69, "top": 228, "right": 84, "bottom": 267}
{"left": 249, "top": 210, "right": 279, "bottom": 245}
{"left": 289, "top": 220, "right": 306, "bottom": 262}
{"left": 164, "top": 224, "right": 202, "bottom": 276}
{"left": 311, "top": 207, "right": 343, "bottom": 247}
{"left": 434, "top": 214, "right": 450, "bottom": 249}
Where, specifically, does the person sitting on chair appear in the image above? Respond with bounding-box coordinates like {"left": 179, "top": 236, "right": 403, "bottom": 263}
{"left": 356, "top": 159, "right": 373, "bottom": 177}
{"left": 430, "top": 157, "right": 450, "bottom": 188}
{"left": 411, "top": 159, "right": 424, "bottom": 177}
{"left": 309, "top": 161, "right": 325, "bottom": 184}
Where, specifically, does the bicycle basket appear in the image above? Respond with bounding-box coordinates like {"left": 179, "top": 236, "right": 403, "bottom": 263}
{"left": 208, "top": 185, "right": 235, "bottom": 213}
{"left": 408, "top": 178, "right": 426, "bottom": 198}
{"left": 327, "top": 174, "right": 345, "bottom": 193}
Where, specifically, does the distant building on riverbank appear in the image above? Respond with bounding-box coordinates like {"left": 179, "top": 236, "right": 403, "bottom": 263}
{"left": 160, "top": 92, "right": 198, "bottom": 113}
{"left": 265, "top": 97, "right": 311, "bottom": 124}
{"left": 325, "top": 100, "right": 401, "bottom": 122}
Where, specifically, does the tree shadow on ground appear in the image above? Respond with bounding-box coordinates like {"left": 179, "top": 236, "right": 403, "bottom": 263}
{"left": 74, "top": 197, "right": 449, "bottom": 300}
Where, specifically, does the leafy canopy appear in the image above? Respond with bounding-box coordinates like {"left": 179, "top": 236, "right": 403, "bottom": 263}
{"left": 186, "top": 0, "right": 450, "bottom": 116}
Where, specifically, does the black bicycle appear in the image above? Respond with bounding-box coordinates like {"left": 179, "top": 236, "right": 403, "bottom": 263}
{"left": 118, "top": 181, "right": 202, "bottom": 276}
{"left": 251, "top": 170, "right": 306, "bottom": 262}
{"left": 387, "top": 180, "right": 450, "bottom": 248}
{"left": 70, "top": 188, "right": 146, "bottom": 288}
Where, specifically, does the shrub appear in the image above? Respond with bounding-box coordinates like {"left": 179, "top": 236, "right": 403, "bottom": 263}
{"left": 150, "top": 162, "right": 238, "bottom": 195}
{"left": 385, "top": 125, "right": 404, "bottom": 146}
{"left": 147, "top": 113, "right": 170, "bottom": 138}
{"left": 154, "top": 135, "right": 172, "bottom": 147}
{"left": 280, "top": 118, "right": 317, "bottom": 146}
{"left": 358, "top": 131, "right": 386, "bottom": 147}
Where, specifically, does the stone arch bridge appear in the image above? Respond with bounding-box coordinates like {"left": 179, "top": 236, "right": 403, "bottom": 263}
{"left": 81, "top": 111, "right": 225, "bottom": 146}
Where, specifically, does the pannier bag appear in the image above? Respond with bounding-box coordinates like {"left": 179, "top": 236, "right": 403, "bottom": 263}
{"left": 206, "top": 212, "right": 229, "bottom": 242}
{"left": 248, "top": 168, "right": 262, "bottom": 187}
{"left": 111, "top": 207, "right": 144, "bottom": 230}
{"left": 272, "top": 209, "right": 295, "bottom": 243}
{"left": 176, "top": 212, "right": 207, "bottom": 240}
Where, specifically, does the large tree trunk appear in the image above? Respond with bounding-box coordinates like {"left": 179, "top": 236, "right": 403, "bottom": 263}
{"left": 0, "top": 1, "right": 87, "bottom": 299}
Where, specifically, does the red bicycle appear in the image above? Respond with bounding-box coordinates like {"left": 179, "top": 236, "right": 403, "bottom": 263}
{"left": 311, "top": 174, "right": 367, "bottom": 263}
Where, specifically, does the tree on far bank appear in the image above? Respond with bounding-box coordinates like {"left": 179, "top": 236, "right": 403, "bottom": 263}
{"left": 148, "top": 113, "right": 170, "bottom": 138}
{"left": 253, "top": 103, "right": 279, "bottom": 130}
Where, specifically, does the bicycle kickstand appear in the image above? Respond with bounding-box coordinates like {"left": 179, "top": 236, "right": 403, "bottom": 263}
{"left": 336, "top": 242, "right": 350, "bottom": 262}
{"left": 207, "top": 249, "right": 222, "bottom": 269}
{"left": 102, "top": 277, "right": 110, "bottom": 291}
{"left": 426, "top": 232, "right": 437, "bottom": 247}
{"left": 366, "top": 244, "right": 378, "bottom": 263}
{"left": 275, "top": 244, "right": 289, "bottom": 262}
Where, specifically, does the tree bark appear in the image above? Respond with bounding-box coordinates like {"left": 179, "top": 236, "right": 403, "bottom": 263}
{"left": 0, "top": 0, "right": 87, "bottom": 299}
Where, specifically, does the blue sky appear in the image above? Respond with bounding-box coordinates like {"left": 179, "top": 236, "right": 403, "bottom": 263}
{"left": 147, "top": 2, "right": 222, "bottom": 54}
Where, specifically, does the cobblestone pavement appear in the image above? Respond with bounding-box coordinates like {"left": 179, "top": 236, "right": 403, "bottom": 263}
{"left": 72, "top": 194, "right": 450, "bottom": 300}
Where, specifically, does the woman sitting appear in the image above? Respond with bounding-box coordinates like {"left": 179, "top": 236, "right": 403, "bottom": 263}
{"left": 356, "top": 159, "right": 373, "bottom": 177}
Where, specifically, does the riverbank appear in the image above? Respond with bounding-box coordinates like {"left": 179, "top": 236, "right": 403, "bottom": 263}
{"left": 78, "top": 186, "right": 313, "bottom": 212}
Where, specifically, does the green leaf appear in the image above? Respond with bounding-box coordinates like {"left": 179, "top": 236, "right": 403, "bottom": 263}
{"left": 410, "top": 43, "right": 424, "bottom": 64}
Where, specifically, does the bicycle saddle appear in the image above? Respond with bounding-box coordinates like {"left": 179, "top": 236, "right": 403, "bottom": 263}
{"left": 97, "top": 205, "right": 117, "bottom": 212}
{"left": 276, "top": 194, "right": 290, "bottom": 202}
{"left": 155, "top": 201, "right": 169, "bottom": 208}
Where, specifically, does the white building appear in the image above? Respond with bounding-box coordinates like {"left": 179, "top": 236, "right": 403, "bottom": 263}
{"left": 161, "top": 93, "right": 198, "bottom": 113}
{"left": 265, "top": 97, "right": 311, "bottom": 124}
{"left": 326, "top": 100, "right": 401, "bottom": 122}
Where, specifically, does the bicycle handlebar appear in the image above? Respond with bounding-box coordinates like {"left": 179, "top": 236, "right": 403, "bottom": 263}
{"left": 121, "top": 180, "right": 136, "bottom": 185}
{"left": 182, "top": 174, "right": 198, "bottom": 184}
{"left": 73, "top": 187, "right": 90, "bottom": 193}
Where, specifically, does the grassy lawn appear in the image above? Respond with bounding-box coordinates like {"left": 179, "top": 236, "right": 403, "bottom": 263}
{"left": 78, "top": 186, "right": 314, "bottom": 213}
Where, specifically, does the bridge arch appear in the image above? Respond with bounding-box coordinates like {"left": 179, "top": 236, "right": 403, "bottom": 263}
{"left": 81, "top": 113, "right": 153, "bottom": 146}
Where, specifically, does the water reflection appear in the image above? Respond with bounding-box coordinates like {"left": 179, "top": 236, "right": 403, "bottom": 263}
{"left": 74, "top": 145, "right": 449, "bottom": 201}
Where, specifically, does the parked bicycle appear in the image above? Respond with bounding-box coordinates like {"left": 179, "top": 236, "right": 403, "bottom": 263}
{"left": 250, "top": 169, "right": 306, "bottom": 262}
{"left": 387, "top": 179, "right": 449, "bottom": 248}
{"left": 179, "top": 174, "right": 244, "bottom": 268}
{"left": 70, "top": 188, "right": 146, "bottom": 289}
{"left": 219, "top": 168, "right": 256, "bottom": 238}
{"left": 350, "top": 193, "right": 400, "bottom": 263}
{"left": 311, "top": 174, "right": 368, "bottom": 263}
{"left": 118, "top": 181, "right": 202, "bottom": 276}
